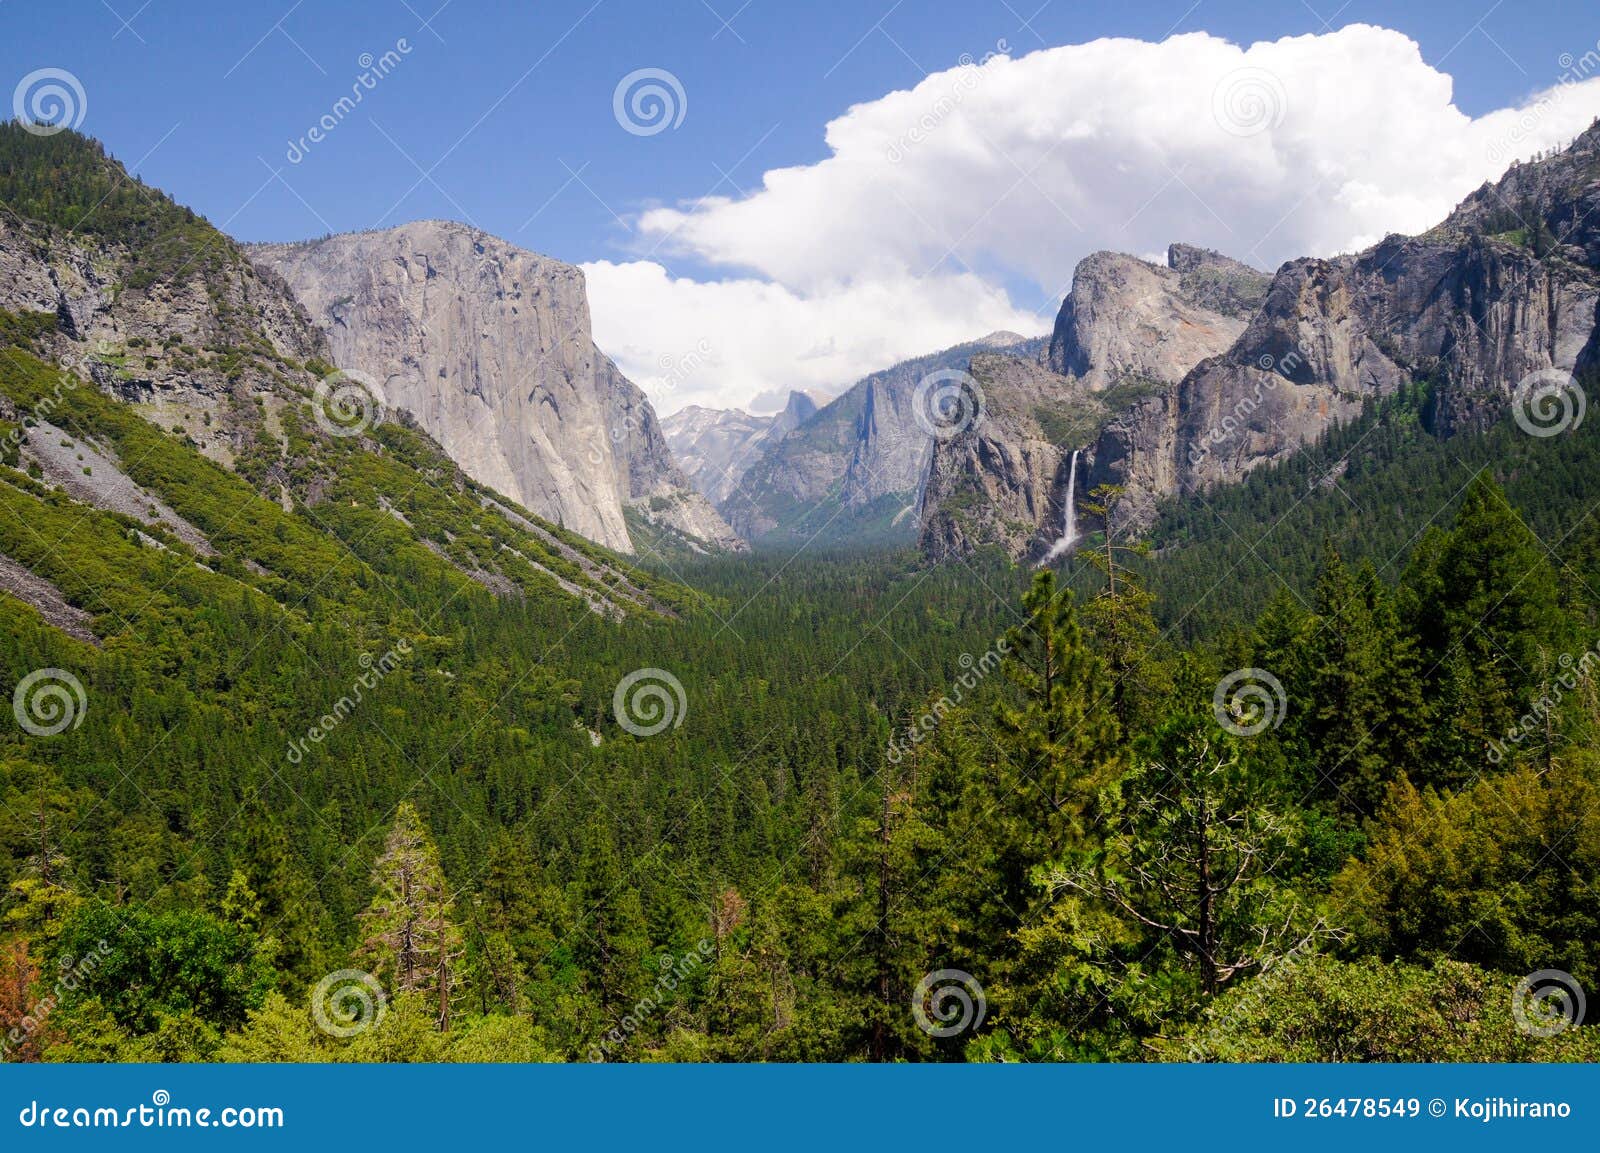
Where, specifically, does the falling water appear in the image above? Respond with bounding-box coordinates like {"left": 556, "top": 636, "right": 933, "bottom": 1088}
{"left": 1042, "top": 449, "right": 1081, "bottom": 564}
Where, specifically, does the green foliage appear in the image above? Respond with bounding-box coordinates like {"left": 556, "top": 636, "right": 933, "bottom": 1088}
{"left": 49, "top": 904, "right": 272, "bottom": 1036}
{"left": 993, "top": 570, "right": 1122, "bottom": 867}
{"left": 0, "top": 123, "right": 231, "bottom": 288}
{"left": 1142, "top": 374, "right": 1600, "bottom": 640}
{"left": 1, "top": 133, "right": 1597, "bottom": 1062}
{"left": 1333, "top": 757, "right": 1600, "bottom": 986}
{"left": 0, "top": 309, "right": 58, "bottom": 353}
{"left": 1163, "top": 955, "right": 1600, "bottom": 1062}
{"left": 1056, "top": 684, "right": 1312, "bottom": 998}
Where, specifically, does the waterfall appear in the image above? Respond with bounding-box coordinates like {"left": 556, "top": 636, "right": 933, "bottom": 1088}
{"left": 1042, "top": 449, "right": 1080, "bottom": 563}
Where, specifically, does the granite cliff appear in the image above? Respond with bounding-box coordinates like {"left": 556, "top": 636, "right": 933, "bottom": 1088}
{"left": 920, "top": 122, "right": 1600, "bottom": 561}
{"left": 0, "top": 126, "right": 680, "bottom": 618}
{"left": 251, "top": 222, "right": 742, "bottom": 555}
{"left": 721, "top": 332, "right": 1043, "bottom": 545}
{"left": 921, "top": 246, "right": 1267, "bottom": 558}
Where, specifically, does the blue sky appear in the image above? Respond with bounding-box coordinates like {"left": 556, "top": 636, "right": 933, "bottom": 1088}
{"left": 0, "top": 0, "right": 1589, "bottom": 258}
{"left": 6, "top": 1, "right": 1600, "bottom": 411}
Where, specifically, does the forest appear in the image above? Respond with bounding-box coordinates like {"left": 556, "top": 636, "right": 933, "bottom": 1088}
{"left": 3, "top": 353, "right": 1599, "bottom": 1061}
{"left": 0, "top": 122, "right": 1597, "bottom": 1064}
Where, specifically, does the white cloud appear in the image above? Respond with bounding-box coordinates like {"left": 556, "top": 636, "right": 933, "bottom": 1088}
{"left": 582, "top": 261, "right": 1039, "bottom": 414}
{"left": 586, "top": 25, "right": 1600, "bottom": 415}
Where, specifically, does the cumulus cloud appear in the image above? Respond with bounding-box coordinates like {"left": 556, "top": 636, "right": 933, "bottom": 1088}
{"left": 586, "top": 25, "right": 1600, "bottom": 414}
{"left": 583, "top": 261, "right": 1038, "bottom": 415}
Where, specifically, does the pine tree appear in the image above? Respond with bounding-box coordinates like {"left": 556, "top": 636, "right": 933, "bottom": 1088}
{"left": 1415, "top": 474, "right": 1568, "bottom": 701}
{"left": 1080, "top": 484, "right": 1163, "bottom": 732}
{"left": 358, "top": 802, "right": 463, "bottom": 1029}
{"left": 993, "top": 570, "right": 1122, "bottom": 887}
{"left": 1051, "top": 662, "right": 1318, "bottom": 997}
{"left": 572, "top": 820, "right": 650, "bottom": 1032}
{"left": 1306, "top": 549, "right": 1423, "bottom": 815}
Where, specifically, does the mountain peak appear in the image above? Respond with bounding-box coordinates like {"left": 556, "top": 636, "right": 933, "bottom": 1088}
{"left": 250, "top": 223, "right": 741, "bottom": 555}
{"left": 1167, "top": 242, "right": 1259, "bottom": 275}
{"left": 973, "top": 329, "right": 1029, "bottom": 348}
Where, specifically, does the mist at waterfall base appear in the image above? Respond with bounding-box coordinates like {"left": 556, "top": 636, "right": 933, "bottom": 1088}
{"left": 1041, "top": 449, "right": 1080, "bottom": 564}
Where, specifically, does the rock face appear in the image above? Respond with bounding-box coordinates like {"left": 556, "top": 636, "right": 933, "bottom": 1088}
{"left": 921, "top": 122, "right": 1600, "bottom": 561}
{"left": 663, "top": 390, "right": 820, "bottom": 506}
{"left": 250, "top": 221, "right": 741, "bottom": 554}
{"left": 0, "top": 127, "right": 678, "bottom": 617}
{"left": 1176, "top": 254, "right": 1412, "bottom": 492}
{"left": 918, "top": 353, "right": 1081, "bottom": 559}
{"left": 1177, "top": 143, "right": 1600, "bottom": 492}
{"left": 0, "top": 206, "right": 327, "bottom": 472}
{"left": 722, "top": 331, "right": 1044, "bottom": 544}
{"left": 921, "top": 250, "right": 1265, "bottom": 559}
{"left": 1047, "top": 246, "right": 1267, "bottom": 388}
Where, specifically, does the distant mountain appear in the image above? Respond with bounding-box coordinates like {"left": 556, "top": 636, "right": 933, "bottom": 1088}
{"left": 919, "top": 120, "right": 1600, "bottom": 561}
{"left": 720, "top": 331, "right": 1045, "bottom": 546}
{"left": 662, "top": 389, "right": 820, "bottom": 506}
{"left": 250, "top": 223, "right": 743, "bottom": 556}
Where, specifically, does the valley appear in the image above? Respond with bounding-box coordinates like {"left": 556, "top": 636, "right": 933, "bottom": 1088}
{"left": 2, "top": 107, "right": 1600, "bottom": 1065}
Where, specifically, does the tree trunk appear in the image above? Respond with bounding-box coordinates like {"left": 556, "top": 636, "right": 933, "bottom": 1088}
{"left": 1196, "top": 794, "right": 1217, "bottom": 996}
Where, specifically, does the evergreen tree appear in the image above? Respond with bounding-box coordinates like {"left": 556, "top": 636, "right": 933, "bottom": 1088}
{"left": 571, "top": 819, "right": 650, "bottom": 1038}
{"left": 1051, "top": 662, "right": 1316, "bottom": 998}
{"left": 359, "top": 802, "right": 463, "bottom": 1029}
{"left": 1409, "top": 473, "right": 1568, "bottom": 703}
{"left": 1305, "top": 550, "right": 1424, "bottom": 815}
{"left": 1080, "top": 485, "right": 1164, "bottom": 732}
{"left": 992, "top": 570, "right": 1122, "bottom": 894}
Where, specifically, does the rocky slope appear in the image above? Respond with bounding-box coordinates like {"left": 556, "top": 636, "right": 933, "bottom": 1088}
{"left": 0, "top": 125, "right": 686, "bottom": 623}
{"left": 922, "top": 121, "right": 1600, "bottom": 561}
{"left": 722, "top": 331, "right": 1044, "bottom": 545}
{"left": 662, "top": 389, "right": 820, "bottom": 506}
{"left": 917, "top": 353, "right": 1083, "bottom": 559}
{"left": 1047, "top": 245, "right": 1268, "bottom": 387}
{"left": 921, "top": 247, "right": 1266, "bottom": 558}
{"left": 1176, "top": 133, "right": 1600, "bottom": 494}
{"left": 250, "top": 222, "right": 742, "bottom": 555}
